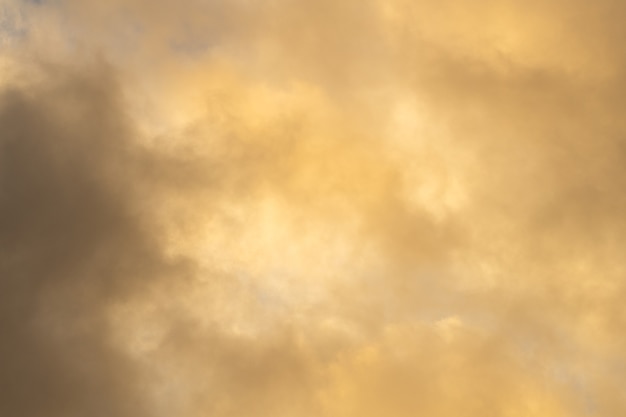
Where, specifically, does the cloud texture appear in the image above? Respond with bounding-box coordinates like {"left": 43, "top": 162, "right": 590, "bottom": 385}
{"left": 2, "top": 0, "right": 626, "bottom": 416}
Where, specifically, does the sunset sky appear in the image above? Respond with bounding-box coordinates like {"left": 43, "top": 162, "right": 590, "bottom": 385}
{"left": 2, "top": 0, "right": 626, "bottom": 416}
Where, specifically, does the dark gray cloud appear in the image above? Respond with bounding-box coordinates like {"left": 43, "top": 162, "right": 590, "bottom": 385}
{"left": 0, "top": 63, "right": 186, "bottom": 417}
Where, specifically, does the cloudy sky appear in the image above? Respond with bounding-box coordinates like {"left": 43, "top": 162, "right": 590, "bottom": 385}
{"left": 2, "top": 0, "right": 626, "bottom": 416}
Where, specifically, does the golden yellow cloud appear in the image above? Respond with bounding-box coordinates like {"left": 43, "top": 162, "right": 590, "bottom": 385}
{"left": 2, "top": 0, "right": 626, "bottom": 416}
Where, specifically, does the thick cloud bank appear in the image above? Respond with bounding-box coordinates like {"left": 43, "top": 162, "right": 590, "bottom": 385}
{"left": 2, "top": 0, "right": 626, "bottom": 416}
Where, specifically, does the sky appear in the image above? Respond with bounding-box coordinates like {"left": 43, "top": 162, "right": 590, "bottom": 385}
{"left": 1, "top": 0, "right": 626, "bottom": 416}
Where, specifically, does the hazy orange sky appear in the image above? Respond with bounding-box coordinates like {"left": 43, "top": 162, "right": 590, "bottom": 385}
{"left": 2, "top": 0, "right": 626, "bottom": 416}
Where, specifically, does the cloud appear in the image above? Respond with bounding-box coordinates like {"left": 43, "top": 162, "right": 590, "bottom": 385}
{"left": 2, "top": 0, "right": 626, "bottom": 416}
{"left": 0, "top": 62, "right": 162, "bottom": 416}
